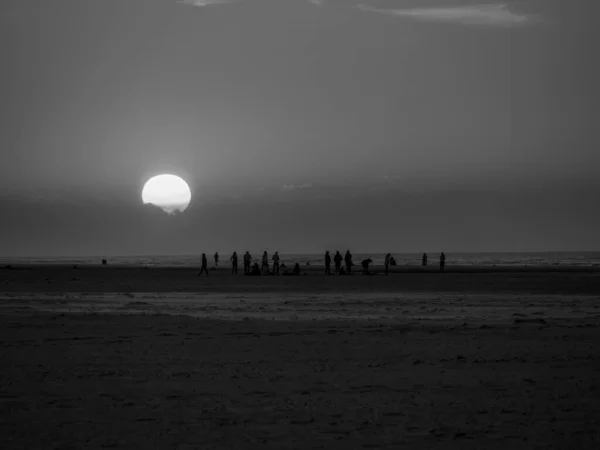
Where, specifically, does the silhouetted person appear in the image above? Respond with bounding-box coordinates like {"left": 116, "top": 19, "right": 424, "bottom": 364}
{"left": 344, "top": 250, "right": 353, "bottom": 274}
{"left": 422, "top": 253, "right": 428, "bottom": 266}
{"left": 261, "top": 251, "right": 269, "bottom": 274}
{"left": 390, "top": 256, "right": 397, "bottom": 266}
{"left": 230, "top": 252, "right": 238, "bottom": 275}
{"left": 272, "top": 251, "right": 280, "bottom": 274}
{"left": 282, "top": 263, "right": 301, "bottom": 276}
{"left": 324, "top": 251, "right": 332, "bottom": 275}
{"left": 440, "top": 252, "right": 446, "bottom": 272}
{"left": 243, "top": 251, "right": 252, "bottom": 274}
{"left": 334, "top": 251, "right": 342, "bottom": 274}
{"left": 198, "top": 253, "right": 209, "bottom": 277}
{"left": 250, "top": 262, "right": 261, "bottom": 276}
{"left": 214, "top": 252, "right": 219, "bottom": 267}
{"left": 361, "top": 258, "right": 372, "bottom": 275}
{"left": 102, "top": 258, "right": 107, "bottom": 266}
{"left": 384, "top": 253, "right": 391, "bottom": 275}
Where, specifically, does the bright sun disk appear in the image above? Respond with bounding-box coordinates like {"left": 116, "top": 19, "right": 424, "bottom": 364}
{"left": 141, "top": 174, "right": 191, "bottom": 214}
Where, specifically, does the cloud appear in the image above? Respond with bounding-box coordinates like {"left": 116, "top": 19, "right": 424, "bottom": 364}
{"left": 307, "top": 0, "right": 324, "bottom": 5}
{"left": 2, "top": 186, "right": 597, "bottom": 256}
{"left": 177, "top": 0, "right": 239, "bottom": 7}
{"left": 282, "top": 183, "right": 313, "bottom": 191}
{"left": 356, "top": 3, "right": 535, "bottom": 27}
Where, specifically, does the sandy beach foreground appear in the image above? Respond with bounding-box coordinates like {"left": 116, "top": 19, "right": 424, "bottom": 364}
{"left": 1, "top": 266, "right": 600, "bottom": 449}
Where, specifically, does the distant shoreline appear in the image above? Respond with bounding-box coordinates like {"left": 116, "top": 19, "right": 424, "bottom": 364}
{"left": 2, "top": 251, "right": 599, "bottom": 270}
{"left": 2, "top": 263, "right": 600, "bottom": 273}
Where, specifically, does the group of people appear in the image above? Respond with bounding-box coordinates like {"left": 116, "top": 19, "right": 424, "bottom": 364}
{"left": 198, "top": 251, "right": 447, "bottom": 276}
{"left": 421, "top": 252, "right": 446, "bottom": 270}
{"left": 199, "top": 250, "right": 302, "bottom": 277}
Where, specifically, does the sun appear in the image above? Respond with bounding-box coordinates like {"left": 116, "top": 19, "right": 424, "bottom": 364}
{"left": 142, "top": 174, "right": 191, "bottom": 214}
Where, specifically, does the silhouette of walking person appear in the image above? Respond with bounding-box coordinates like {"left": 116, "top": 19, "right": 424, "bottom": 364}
{"left": 198, "top": 253, "right": 209, "bottom": 277}
{"left": 272, "top": 251, "right": 280, "bottom": 275}
{"left": 440, "top": 252, "right": 446, "bottom": 272}
{"left": 325, "top": 251, "right": 332, "bottom": 275}
{"left": 261, "top": 251, "right": 270, "bottom": 275}
{"left": 243, "top": 251, "right": 252, "bottom": 275}
{"left": 422, "top": 253, "right": 428, "bottom": 266}
{"left": 214, "top": 252, "right": 219, "bottom": 267}
{"left": 344, "top": 250, "right": 353, "bottom": 275}
{"left": 334, "top": 251, "right": 343, "bottom": 274}
{"left": 230, "top": 251, "right": 238, "bottom": 275}
{"left": 384, "top": 253, "right": 391, "bottom": 275}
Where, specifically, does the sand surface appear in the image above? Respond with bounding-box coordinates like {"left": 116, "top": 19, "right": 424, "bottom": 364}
{"left": 2, "top": 264, "right": 600, "bottom": 294}
{"left": 1, "top": 266, "right": 600, "bottom": 449}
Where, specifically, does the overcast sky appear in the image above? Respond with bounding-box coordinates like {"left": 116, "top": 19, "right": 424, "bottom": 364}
{"left": 1, "top": 0, "right": 598, "bottom": 254}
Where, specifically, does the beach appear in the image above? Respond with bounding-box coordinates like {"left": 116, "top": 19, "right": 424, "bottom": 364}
{"left": 1, "top": 265, "right": 600, "bottom": 448}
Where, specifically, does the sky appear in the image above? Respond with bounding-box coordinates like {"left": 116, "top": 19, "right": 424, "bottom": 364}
{"left": 1, "top": 0, "right": 599, "bottom": 255}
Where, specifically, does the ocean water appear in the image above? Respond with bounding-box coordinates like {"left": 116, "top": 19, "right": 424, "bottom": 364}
{"left": 2, "top": 252, "right": 600, "bottom": 267}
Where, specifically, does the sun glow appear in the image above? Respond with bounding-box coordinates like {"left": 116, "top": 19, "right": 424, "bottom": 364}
{"left": 141, "top": 174, "right": 191, "bottom": 214}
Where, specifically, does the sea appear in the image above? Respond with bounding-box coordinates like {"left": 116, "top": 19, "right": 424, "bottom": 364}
{"left": 2, "top": 252, "right": 600, "bottom": 268}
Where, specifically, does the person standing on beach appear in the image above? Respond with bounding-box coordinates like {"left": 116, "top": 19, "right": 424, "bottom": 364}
{"left": 243, "top": 251, "right": 252, "bottom": 274}
{"left": 344, "top": 250, "right": 353, "bottom": 274}
{"left": 440, "top": 252, "right": 446, "bottom": 272}
{"left": 230, "top": 252, "right": 238, "bottom": 275}
{"left": 272, "top": 251, "right": 280, "bottom": 275}
{"left": 325, "top": 251, "right": 332, "bottom": 275}
{"left": 334, "top": 251, "right": 343, "bottom": 274}
{"left": 384, "top": 253, "right": 391, "bottom": 275}
{"left": 422, "top": 253, "right": 428, "bottom": 266}
{"left": 261, "top": 251, "right": 270, "bottom": 274}
{"left": 214, "top": 252, "right": 219, "bottom": 267}
{"left": 198, "top": 253, "right": 209, "bottom": 277}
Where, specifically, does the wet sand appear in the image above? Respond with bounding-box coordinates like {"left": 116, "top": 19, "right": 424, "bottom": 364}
{"left": 1, "top": 266, "right": 600, "bottom": 448}
{"left": 2, "top": 264, "right": 600, "bottom": 294}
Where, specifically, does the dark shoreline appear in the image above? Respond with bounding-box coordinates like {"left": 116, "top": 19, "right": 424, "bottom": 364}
{"left": 3, "top": 263, "right": 600, "bottom": 273}
{"left": 2, "top": 266, "right": 599, "bottom": 448}
{"left": 2, "top": 264, "right": 599, "bottom": 295}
